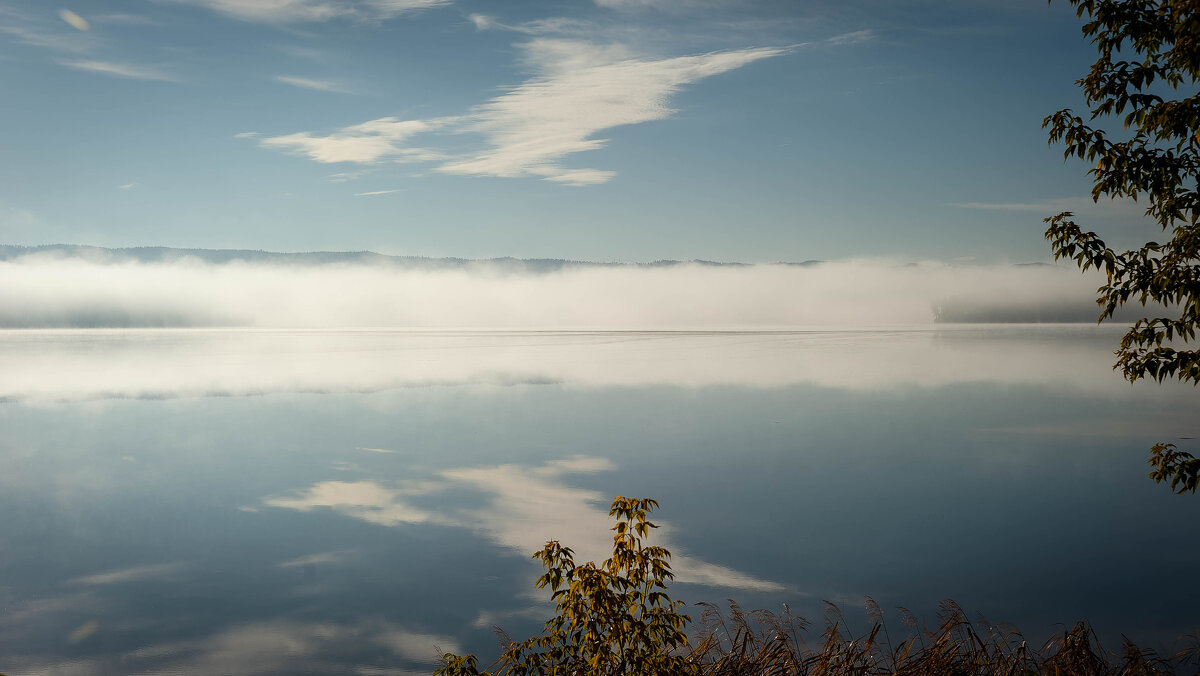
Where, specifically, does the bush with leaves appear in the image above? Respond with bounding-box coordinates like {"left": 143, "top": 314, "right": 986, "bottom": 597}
{"left": 1043, "top": 0, "right": 1200, "bottom": 493}
{"left": 435, "top": 497, "right": 696, "bottom": 676}
{"left": 434, "top": 496, "right": 1199, "bottom": 675}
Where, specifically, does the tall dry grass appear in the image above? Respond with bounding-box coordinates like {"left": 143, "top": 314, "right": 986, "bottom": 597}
{"left": 686, "top": 598, "right": 1200, "bottom": 675}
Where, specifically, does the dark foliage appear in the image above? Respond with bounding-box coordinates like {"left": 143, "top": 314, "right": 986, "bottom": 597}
{"left": 435, "top": 498, "right": 1199, "bottom": 675}
{"left": 1043, "top": 0, "right": 1200, "bottom": 492}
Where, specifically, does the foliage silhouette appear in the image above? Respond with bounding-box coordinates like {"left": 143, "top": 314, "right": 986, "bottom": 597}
{"left": 434, "top": 497, "right": 1200, "bottom": 675}
{"left": 687, "top": 597, "right": 1200, "bottom": 675}
{"left": 1043, "top": 0, "right": 1200, "bottom": 492}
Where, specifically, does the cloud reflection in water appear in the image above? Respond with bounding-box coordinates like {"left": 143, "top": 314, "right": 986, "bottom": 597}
{"left": 265, "top": 455, "right": 786, "bottom": 592}
{"left": 5, "top": 618, "right": 458, "bottom": 676}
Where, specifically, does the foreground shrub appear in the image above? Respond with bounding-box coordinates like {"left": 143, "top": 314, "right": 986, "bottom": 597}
{"left": 436, "top": 497, "right": 694, "bottom": 675}
{"left": 436, "top": 497, "right": 1199, "bottom": 675}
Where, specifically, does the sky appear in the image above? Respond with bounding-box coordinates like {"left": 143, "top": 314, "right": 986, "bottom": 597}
{"left": 0, "top": 0, "right": 1163, "bottom": 262}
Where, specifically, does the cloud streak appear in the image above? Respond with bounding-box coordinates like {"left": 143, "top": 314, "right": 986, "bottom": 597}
{"left": 58, "top": 59, "right": 176, "bottom": 81}
{"left": 255, "top": 42, "right": 787, "bottom": 184}
{"left": 58, "top": 10, "right": 90, "bottom": 31}
{"left": 272, "top": 75, "right": 352, "bottom": 93}
{"left": 949, "top": 195, "right": 1146, "bottom": 220}
{"left": 169, "top": 0, "right": 451, "bottom": 24}
{"left": 260, "top": 117, "right": 447, "bottom": 163}
{"left": 0, "top": 7, "right": 99, "bottom": 53}
{"left": 437, "top": 43, "right": 788, "bottom": 184}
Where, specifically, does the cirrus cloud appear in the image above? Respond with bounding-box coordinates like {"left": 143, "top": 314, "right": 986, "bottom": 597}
{"left": 259, "top": 117, "right": 450, "bottom": 163}
{"left": 272, "top": 75, "right": 353, "bottom": 93}
{"left": 57, "top": 59, "right": 177, "bottom": 81}
{"left": 167, "top": 0, "right": 451, "bottom": 24}
{"left": 254, "top": 41, "right": 787, "bottom": 185}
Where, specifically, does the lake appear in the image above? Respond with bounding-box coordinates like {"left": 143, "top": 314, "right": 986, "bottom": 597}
{"left": 2, "top": 326, "right": 1198, "bottom": 675}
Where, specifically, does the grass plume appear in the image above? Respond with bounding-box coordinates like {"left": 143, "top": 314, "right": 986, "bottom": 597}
{"left": 437, "top": 497, "right": 1199, "bottom": 675}
{"left": 686, "top": 597, "right": 1200, "bottom": 675}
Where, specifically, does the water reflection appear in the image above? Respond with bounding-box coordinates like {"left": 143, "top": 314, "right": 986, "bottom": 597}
{"left": 68, "top": 563, "right": 189, "bottom": 587}
{"left": 5, "top": 617, "right": 460, "bottom": 676}
{"left": 266, "top": 456, "right": 783, "bottom": 592}
{"left": 0, "top": 326, "right": 1163, "bottom": 403}
{"left": 0, "top": 328, "right": 1197, "bottom": 674}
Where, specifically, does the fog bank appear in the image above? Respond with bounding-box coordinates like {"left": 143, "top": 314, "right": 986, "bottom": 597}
{"left": 0, "top": 252, "right": 1135, "bottom": 328}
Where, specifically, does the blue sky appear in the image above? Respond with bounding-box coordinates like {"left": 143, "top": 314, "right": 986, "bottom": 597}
{"left": 0, "top": 0, "right": 1155, "bottom": 262}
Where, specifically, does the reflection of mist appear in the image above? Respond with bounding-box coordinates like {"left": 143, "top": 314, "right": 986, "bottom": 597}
{"left": 264, "top": 456, "right": 785, "bottom": 592}
{"left": 0, "top": 255, "right": 1119, "bottom": 329}
{"left": 0, "top": 326, "right": 1158, "bottom": 403}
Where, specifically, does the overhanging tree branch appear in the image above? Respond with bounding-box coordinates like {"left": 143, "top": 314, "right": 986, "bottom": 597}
{"left": 1045, "top": 0, "right": 1200, "bottom": 493}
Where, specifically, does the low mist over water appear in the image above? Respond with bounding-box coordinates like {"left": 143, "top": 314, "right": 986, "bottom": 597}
{"left": 0, "top": 246, "right": 1136, "bottom": 328}
{"left": 1, "top": 250, "right": 1196, "bottom": 676}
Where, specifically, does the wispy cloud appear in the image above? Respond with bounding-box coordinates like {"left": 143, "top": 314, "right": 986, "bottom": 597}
{"left": 0, "top": 20, "right": 97, "bottom": 53}
{"left": 465, "top": 14, "right": 595, "bottom": 36}
{"left": 58, "top": 9, "right": 89, "bottom": 31}
{"left": 950, "top": 196, "right": 1145, "bottom": 218}
{"left": 328, "top": 169, "right": 369, "bottom": 182}
{"left": 438, "top": 42, "right": 787, "bottom": 185}
{"left": 592, "top": 0, "right": 658, "bottom": 7}
{"left": 58, "top": 59, "right": 176, "bottom": 81}
{"left": 91, "top": 12, "right": 160, "bottom": 26}
{"left": 825, "top": 29, "right": 873, "bottom": 46}
{"left": 358, "top": 446, "right": 398, "bottom": 453}
{"left": 589, "top": 0, "right": 718, "bottom": 9}
{"left": 353, "top": 189, "right": 399, "bottom": 196}
{"left": 169, "top": 0, "right": 450, "bottom": 24}
{"left": 273, "top": 75, "right": 353, "bottom": 93}
{"left": 256, "top": 41, "right": 786, "bottom": 185}
{"left": 466, "top": 13, "right": 495, "bottom": 30}
{"left": 118, "top": 183, "right": 137, "bottom": 190}
{"left": 365, "top": 0, "right": 451, "bottom": 18}
{"left": 260, "top": 117, "right": 449, "bottom": 163}
{"left": 952, "top": 201, "right": 1061, "bottom": 213}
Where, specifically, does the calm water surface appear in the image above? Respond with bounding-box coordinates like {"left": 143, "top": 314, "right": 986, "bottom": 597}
{"left": 2, "top": 327, "right": 1198, "bottom": 674}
